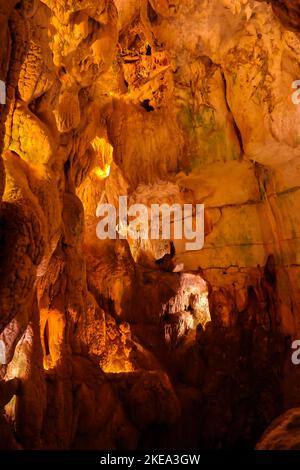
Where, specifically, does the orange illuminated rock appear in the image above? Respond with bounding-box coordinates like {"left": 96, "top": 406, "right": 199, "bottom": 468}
{"left": 0, "top": 0, "right": 300, "bottom": 451}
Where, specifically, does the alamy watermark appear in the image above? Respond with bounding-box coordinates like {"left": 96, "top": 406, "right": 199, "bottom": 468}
{"left": 0, "top": 80, "right": 6, "bottom": 105}
{"left": 96, "top": 196, "right": 205, "bottom": 251}
{"left": 0, "top": 340, "right": 6, "bottom": 365}
{"left": 292, "top": 340, "right": 300, "bottom": 365}
{"left": 292, "top": 80, "right": 300, "bottom": 105}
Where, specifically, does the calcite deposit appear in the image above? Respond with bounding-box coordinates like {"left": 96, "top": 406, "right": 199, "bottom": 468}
{"left": 1, "top": 0, "right": 300, "bottom": 451}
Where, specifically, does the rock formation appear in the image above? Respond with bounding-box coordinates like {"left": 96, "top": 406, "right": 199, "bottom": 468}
{"left": 0, "top": 0, "right": 300, "bottom": 450}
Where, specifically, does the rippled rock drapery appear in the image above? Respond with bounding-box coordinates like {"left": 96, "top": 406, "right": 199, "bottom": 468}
{"left": 0, "top": 0, "right": 300, "bottom": 450}
{"left": 267, "top": 0, "right": 300, "bottom": 31}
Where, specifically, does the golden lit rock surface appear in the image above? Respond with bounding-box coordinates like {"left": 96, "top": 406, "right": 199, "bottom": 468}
{"left": 0, "top": 0, "right": 300, "bottom": 451}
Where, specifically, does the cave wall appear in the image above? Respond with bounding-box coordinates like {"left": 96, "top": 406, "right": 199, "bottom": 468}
{"left": 0, "top": 0, "right": 300, "bottom": 450}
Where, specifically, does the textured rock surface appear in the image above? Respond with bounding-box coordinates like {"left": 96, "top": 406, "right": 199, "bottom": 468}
{"left": 257, "top": 408, "right": 300, "bottom": 450}
{"left": 0, "top": 0, "right": 300, "bottom": 450}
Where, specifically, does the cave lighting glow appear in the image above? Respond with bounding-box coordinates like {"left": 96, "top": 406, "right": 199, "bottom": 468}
{"left": 91, "top": 136, "right": 113, "bottom": 180}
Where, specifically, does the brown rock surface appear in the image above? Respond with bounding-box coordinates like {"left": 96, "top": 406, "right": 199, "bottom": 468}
{"left": 257, "top": 408, "right": 300, "bottom": 450}
{"left": 0, "top": 0, "right": 300, "bottom": 451}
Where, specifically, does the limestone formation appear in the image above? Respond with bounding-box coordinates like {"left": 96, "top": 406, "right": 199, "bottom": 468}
{"left": 0, "top": 0, "right": 300, "bottom": 451}
{"left": 257, "top": 408, "right": 300, "bottom": 450}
